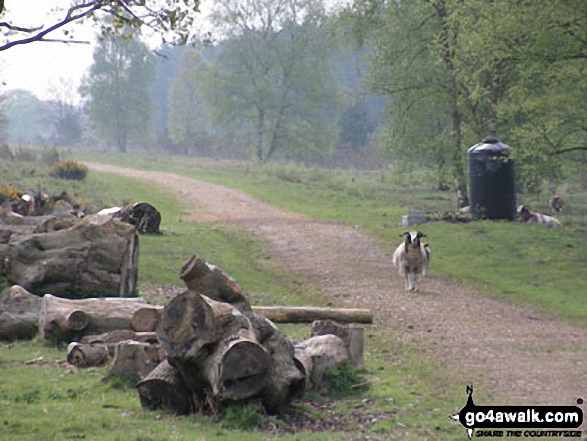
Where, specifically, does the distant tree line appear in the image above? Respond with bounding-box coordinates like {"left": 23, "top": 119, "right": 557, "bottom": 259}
{"left": 2, "top": 0, "right": 586, "bottom": 207}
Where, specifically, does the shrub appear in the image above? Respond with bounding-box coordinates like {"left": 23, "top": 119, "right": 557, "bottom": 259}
{"left": 51, "top": 160, "right": 89, "bottom": 180}
{"left": 220, "top": 402, "right": 264, "bottom": 430}
{"left": 0, "top": 184, "right": 22, "bottom": 204}
{"left": 326, "top": 361, "right": 367, "bottom": 394}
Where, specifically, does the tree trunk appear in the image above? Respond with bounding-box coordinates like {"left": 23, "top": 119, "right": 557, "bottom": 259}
{"left": 39, "top": 294, "right": 149, "bottom": 342}
{"left": 0, "top": 285, "right": 42, "bottom": 340}
{"left": 4, "top": 216, "right": 139, "bottom": 298}
{"left": 251, "top": 306, "right": 373, "bottom": 324}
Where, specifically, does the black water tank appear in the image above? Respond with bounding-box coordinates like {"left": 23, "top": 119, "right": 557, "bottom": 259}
{"left": 468, "top": 138, "right": 517, "bottom": 220}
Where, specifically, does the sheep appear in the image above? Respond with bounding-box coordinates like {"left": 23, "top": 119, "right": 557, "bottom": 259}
{"left": 516, "top": 205, "right": 561, "bottom": 228}
{"left": 392, "top": 231, "right": 430, "bottom": 292}
{"left": 550, "top": 194, "right": 565, "bottom": 212}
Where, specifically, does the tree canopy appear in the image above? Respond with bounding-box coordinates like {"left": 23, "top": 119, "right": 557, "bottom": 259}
{"left": 206, "top": 0, "right": 344, "bottom": 162}
{"left": 342, "top": 0, "right": 587, "bottom": 201}
{"left": 80, "top": 30, "right": 157, "bottom": 152}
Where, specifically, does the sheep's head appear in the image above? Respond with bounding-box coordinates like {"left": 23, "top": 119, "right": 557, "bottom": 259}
{"left": 400, "top": 231, "right": 426, "bottom": 253}
{"left": 516, "top": 205, "right": 531, "bottom": 222}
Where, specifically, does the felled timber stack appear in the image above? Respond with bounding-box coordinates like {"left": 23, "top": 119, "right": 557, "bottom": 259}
{"left": 138, "top": 255, "right": 307, "bottom": 415}
{"left": 0, "top": 215, "right": 139, "bottom": 298}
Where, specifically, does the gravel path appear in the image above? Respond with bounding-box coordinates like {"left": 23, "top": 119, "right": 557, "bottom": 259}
{"left": 88, "top": 162, "right": 586, "bottom": 421}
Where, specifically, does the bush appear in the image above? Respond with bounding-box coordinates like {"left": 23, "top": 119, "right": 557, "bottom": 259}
{"left": 220, "top": 402, "right": 264, "bottom": 430}
{"left": 326, "top": 361, "right": 367, "bottom": 394}
{"left": 51, "top": 160, "right": 88, "bottom": 181}
{"left": 0, "top": 184, "right": 22, "bottom": 204}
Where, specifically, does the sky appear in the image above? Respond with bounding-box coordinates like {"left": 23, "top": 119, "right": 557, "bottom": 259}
{"left": 0, "top": 0, "right": 100, "bottom": 101}
{"left": 0, "top": 0, "right": 215, "bottom": 103}
{"left": 0, "top": 0, "right": 344, "bottom": 103}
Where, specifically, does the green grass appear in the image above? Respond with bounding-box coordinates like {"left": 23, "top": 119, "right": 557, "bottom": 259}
{"left": 73, "top": 150, "right": 587, "bottom": 327}
{"left": 2, "top": 151, "right": 586, "bottom": 440}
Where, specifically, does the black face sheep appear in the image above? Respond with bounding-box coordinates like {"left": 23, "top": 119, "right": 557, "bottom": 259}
{"left": 392, "top": 231, "right": 430, "bottom": 292}
{"left": 516, "top": 205, "right": 561, "bottom": 228}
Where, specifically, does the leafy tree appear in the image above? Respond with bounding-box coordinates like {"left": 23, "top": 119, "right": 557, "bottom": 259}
{"left": 342, "top": 0, "right": 587, "bottom": 205}
{"left": 167, "top": 49, "right": 211, "bottom": 155}
{"left": 4, "top": 89, "right": 45, "bottom": 144}
{"left": 0, "top": 0, "right": 200, "bottom": 51}
{"left": 207, "top": 0, "right": 343, "bottom": 162}
{"left": 80, "top": 31, "right": 156, "bottom": 152}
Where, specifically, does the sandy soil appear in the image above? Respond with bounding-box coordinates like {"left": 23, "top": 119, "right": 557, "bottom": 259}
{"left": 88, "top": 162, "right": 586, "bottom": 422}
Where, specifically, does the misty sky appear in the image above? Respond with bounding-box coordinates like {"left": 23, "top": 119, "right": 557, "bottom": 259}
{"left": 0, "top": 0, "right": 215, "bottom": 102}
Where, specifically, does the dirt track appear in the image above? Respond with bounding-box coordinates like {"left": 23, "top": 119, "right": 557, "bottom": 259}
{"left": 88, "top": 163, "right": 586, "bottom": 420}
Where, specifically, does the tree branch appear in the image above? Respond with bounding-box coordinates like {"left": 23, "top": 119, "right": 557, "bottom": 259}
{"left": 0, "top": 1, "right": 100, "bottom": 51}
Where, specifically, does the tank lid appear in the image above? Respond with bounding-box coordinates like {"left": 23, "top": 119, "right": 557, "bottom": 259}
{"left": 468, "top": 138, "right": 512, "bottom": 154}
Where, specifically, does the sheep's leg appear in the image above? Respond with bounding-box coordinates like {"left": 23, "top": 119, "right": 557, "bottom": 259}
{"left": 404, "top": 272, "right": 411, "bottom": 291}
{"left": 413, "top": 273, "right": 420, "bottom": 292}
{"left": 406, "top": 273, "right": 415, "bottom": 291}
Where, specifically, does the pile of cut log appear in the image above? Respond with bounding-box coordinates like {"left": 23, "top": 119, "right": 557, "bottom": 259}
{"left": 1, "top": 214, "right": 139, "bottom": 298}
{"left": 0, "top": 254, "right": 371, "bottom": 415}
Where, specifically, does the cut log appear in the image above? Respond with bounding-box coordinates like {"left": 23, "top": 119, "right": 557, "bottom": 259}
{"left": 4, "top": 216, "right": 139, "bottom": 298}
{"left": 156, "top": 290, "right": 216, "bottom": 367}
{"left": 82, "top": 330, "right": 158, "bottom": 345}
{"left": 257, "top": 330, "right": 305, "bottom": 414}
{"left": 131, "top": 306, "right": 163, "bottom": 332}
{"left": 39, "top": 294, "right": 149, "bottom": 342}
{"left": 116, "top": 202, "right": 162, "bottom": 234}
{"left": 67, "top": 342, "right": 110, "bottom": 367}
{"left": 157, "top": 290, "right": 266, "bottom": 399}
{"left": 252, "top": 306, "right": 373, "bottom": 324}
{"left": 179, "top": 255, "right": 251, "bottom": 313}
{"left": 108, "top": 341, "right": 166, "bottom": 384}
{"left": 294, "top": 334, "right": 349, "bottom": 393}
{"left": 137, "top": 360, "right": 194, "bottom": 415}
{"left": 0, "top": 285, "right": 42, "bottom": 340}
{"left": 311, "top": 320, "right": 364, "bottom": 370}
{"left": 203, "top": 327, "right": 270, "bottom": 401}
